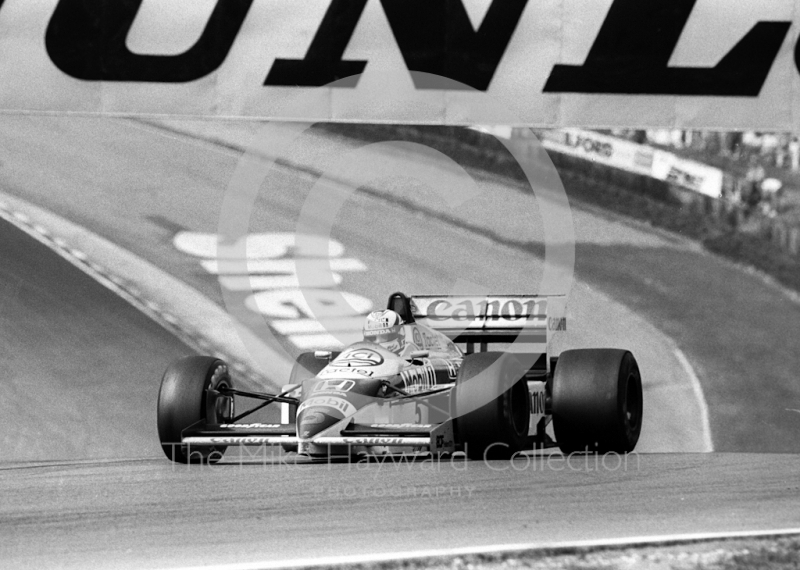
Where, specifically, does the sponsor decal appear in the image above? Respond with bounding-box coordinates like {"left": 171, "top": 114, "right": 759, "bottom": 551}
{"left": 335, "top": 348, "right": 384, "bottom": 367}
{"left": 401, "top": 364, "right": 437, "bottom": 393}
{"left": 219, "top": 423, "right": 281, "bottom": 429}
{"left": 297, "top": 396, "right": 357, "bottom": 417}
{"left": 300, "top": 412, "right": 325, "bottom": 425}
{"left": 343, "top": 437, "right": 411, "bottom": 446}
{"left": 365, "top": 314, "right": 391, "bottom": 330}
{"left": 666, "top": 166, "right": 703, "bottom": 191}
{"left": 542, "top": 129, "right": 653, "bottom": 177}
{"left": 369, "top": 423, "right": 432, "bottom": 428}
{"left": 651, "top": 150, "right": 723, "bottom": 198}
{"left": 320, "top": 366, "right": 374, "bottom": 378}
{"left": 425, "top": 298, "right": 546, "bottom": 322}
{"left": 445, "top": 360, "right": 461, "bottom": 380}
{"left": 208, "top": 437, "right": 275, "bottom": 445}
{"left": 313, "top": 379, "right": 356, "bottom": 393}
{"left": 531, "top": 391, "right": 546, "bottom": 415}
{"left": 363, "top": 328, "right": 394, "bottom": 338}
{"left": 562, "top": 132, "right": 613, "bottom": 158}
{"left": 426, "top": 299, "right": 459, "bottom": 321}
{"left": 419, "top": 329, "right": 443, "bottom": 350}
{"left": 412, "top": 327, "right": 423, "bottom": 347}
{"left": 548, "top": 318, "right": 567, "bottom": 331}
{"left": 363, "top": 310, "right": 401, "bottom": 338}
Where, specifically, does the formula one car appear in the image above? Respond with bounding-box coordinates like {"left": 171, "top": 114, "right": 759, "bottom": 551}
{"left": 157, "top": 292, "right": 643, "bottom": 463}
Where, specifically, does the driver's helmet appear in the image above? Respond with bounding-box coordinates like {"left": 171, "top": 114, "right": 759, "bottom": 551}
{"left": 363, "top": 309, "right": 405, "bottom": 353}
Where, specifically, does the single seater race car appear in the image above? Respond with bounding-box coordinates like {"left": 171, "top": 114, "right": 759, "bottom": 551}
{"left": 157, "top": 292, "right": 643, "bottom": 462}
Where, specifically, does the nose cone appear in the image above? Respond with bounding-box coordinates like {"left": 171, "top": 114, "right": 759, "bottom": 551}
{"left": 297, "top": 407, "right": 343, "bottom": 439}
{"left": 296, "top": 381, "right": 372, "bottom": 442}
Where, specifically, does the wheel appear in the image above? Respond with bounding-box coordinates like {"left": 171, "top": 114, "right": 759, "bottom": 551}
{"left": 157, "top": 356, "right": 234, "bottom": 464}
{"left": 454, "top": 352, "right": 531, "bottom": 460}
{"left": 551, "top": 349, "right": 643, "bottom": 454}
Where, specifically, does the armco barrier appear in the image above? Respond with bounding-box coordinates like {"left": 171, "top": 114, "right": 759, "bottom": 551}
{"left": 543, "top": 148, "right": 679, "bottom": 207}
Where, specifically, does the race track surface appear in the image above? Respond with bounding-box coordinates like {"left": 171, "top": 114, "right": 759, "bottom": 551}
{"left": 2, "top": 454, "right": 799, "bottom": 570}
{"left": 0, "top": 116, "right": 798, "bottom": 568}
{"left": 0, "top": 217, "right": 193, "bottom": 460}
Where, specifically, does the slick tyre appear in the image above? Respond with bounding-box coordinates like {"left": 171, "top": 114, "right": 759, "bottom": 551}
{"left": 455, "top": 352, "right": 530, "bottom": 460}
{"left": 157, "top": 356, "right": 234, "bottom": 464}
{"left": 552, "top": 349, "right": 643, "bottom": 454}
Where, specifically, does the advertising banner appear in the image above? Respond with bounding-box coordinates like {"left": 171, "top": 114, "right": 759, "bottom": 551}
{"left": 0, "top": 0, "right": 797, "bottom": 128}
{"left": 542, "top": 129, "right": 724, "bottom": 197}
{"left": 651, "top": 150, "right": 724, "bottom": 198}
{"left": 540, "top": 130, "right": 654, "bottom": 177}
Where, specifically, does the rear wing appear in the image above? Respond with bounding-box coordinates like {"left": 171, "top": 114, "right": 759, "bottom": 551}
{"left": 389, "top": 293, "right": 566, "bottom": 346}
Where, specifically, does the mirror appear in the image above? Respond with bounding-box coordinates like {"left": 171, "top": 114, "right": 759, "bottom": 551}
{"left": 409, "top": 350, "right": 429, "bottom": 360}
{"left": 314, "top": 350, "right": 332, "bottom": 360}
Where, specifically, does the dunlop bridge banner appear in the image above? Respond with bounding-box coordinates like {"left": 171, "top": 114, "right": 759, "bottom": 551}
{"left": 0, "top": 0, "right": 798, "bottom": 128}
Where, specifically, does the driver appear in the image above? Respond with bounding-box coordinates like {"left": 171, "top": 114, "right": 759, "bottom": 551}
{"left": 362, "top": 310, "right": 405, "bottom": 354}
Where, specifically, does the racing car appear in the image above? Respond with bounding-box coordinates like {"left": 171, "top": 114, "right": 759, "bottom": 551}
{"left": 157, "top": 292, "right": 643, "bottom": 462}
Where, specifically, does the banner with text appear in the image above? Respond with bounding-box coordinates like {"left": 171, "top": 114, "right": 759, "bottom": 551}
{"left": 0, "top": 0, "right": 798, "bottom": 128}
{"left": 542, "top": 129, "right": 724, "bottom": 198}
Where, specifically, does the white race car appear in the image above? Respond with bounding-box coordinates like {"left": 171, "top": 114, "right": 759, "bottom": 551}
{"left": 157, "top": 292, "right": 643, "bottom": 462}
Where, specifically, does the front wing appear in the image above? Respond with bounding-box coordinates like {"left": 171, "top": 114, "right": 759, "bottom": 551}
{"left": 181, "top": 420, "right": 456, "bottom": 454}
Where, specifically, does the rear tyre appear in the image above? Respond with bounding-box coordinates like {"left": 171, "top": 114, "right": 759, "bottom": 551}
{"left": 455, "top": 352, "right": 531, "bottom": 460}
{"left": 157, "top": 356, "right": 234, "bottom": 464}
{"left": 551, "top": 349, "right": 643, "bottom": 454}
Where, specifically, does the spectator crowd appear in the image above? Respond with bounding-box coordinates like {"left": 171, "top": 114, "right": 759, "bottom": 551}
{"left": 607, "top": 129, "right": 794, "bottom": 217}
{"left": 638, "top": 130, "right": 800, "bottom": 171}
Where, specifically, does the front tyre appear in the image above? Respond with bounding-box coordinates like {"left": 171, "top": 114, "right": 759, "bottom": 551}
{"left": 157, "top": 356, "right": 234, "bottom": 464}
{"left": 552, "top": 349, "right": 643, "bottom": 454}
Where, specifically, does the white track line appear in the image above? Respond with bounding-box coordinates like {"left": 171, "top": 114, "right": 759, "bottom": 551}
{"left": 0, "top": 192, "right": 292, "bottom": 390}
{"left": 674, "top": 348, "right": 714, "bottom": 452}
{"left": 162, "top": 528, "right": 800, "bottom": 570}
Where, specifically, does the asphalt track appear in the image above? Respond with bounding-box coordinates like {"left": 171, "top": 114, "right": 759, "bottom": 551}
{"left": 0, "top": 116, "right": 799, "bottom": 568}
{"left": 2, "top": 454, "right": 799, "bottom": 570}
{"left": 0, "top": 215, "right": 193, "bottom": 460}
